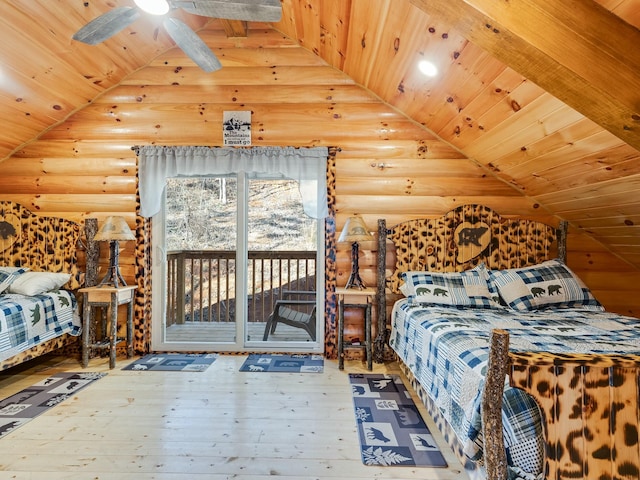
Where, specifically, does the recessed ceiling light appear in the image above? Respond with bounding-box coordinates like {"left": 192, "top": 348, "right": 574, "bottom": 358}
{"left": 418, "top": 60, "right": 438, "bottom": 77}
{"left": 134, "top": 0, "right": 170, "bottom": 15}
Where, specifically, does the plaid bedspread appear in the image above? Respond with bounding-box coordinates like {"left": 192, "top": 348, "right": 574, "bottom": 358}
{"left": 389, "top": 299, "right": 640, "bottom": 477}
{"left": 0, "top": 290, "right": 81, "bottom": 362}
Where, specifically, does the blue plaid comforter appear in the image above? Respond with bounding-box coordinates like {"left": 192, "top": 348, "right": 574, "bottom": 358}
{"left": 389, "top": 299, "right": 640, "bottom": 477}
{"left": 0, "top": 290, "right": 81, "bottom": 362}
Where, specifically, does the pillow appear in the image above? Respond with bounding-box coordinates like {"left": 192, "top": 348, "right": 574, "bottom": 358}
{"left": 0, "top": 267, "right": 29, "bottom": 294}
{"left": 0, "top": 266, "right": 29, "bottom": 273}
{"left": 8, "top": 271, "right": 71, "bottom": 296}
{"left": 400, "top": 264, "right": 501, "bottom": 309}
{"left": 487, "top": 259, "right": 604, "bottom": 311}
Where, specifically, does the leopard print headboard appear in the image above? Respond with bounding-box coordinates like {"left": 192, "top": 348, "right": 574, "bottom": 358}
{"left": 384, "top": 204, "right": 563, "bottom": 294}
{"left": 0, "top": 201, "right": 82, "bottom": 289}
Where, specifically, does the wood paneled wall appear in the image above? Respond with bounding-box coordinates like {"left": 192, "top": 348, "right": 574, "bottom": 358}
{"left": 0, "top": 26, "right": 637, "bottom": 353}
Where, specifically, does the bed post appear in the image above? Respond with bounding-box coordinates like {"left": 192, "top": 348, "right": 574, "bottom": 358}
{"left": 483, "top": 329, "right": 510, "bottom": 480}
{"left": 375, "top": 218, "right": 387, "bottom": 363}
{"left": 84, "top": 218, "right": 99, "bottom": 288}
{"left": 557, "top": 220, "right": 568, "bottom": 264}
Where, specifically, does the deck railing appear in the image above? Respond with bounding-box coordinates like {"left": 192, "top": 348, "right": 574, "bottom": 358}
{"left": 166, "top": 250, "right": 316, "bottom": 326}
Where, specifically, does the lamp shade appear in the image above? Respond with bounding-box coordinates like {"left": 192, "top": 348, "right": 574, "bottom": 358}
{"left": 94, "top": 216, "right": 136, "bottom": 242}
{"left": 338, "top": 216, "right": 374, "bottom": 243}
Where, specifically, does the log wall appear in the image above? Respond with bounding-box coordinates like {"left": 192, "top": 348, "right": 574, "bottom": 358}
{"left": 0, "top": 26, "right": 638, "bottom": 354}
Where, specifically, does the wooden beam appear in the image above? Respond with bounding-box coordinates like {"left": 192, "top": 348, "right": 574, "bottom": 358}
{"left": 409, "top": 0, "right": 640, "bottom": 151}
{"left": 220, "top": 19, "right": 248, "bottom": 37}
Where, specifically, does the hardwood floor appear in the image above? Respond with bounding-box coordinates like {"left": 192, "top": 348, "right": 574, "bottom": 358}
{"left": 0, "top": 353, "right": 470, "bottom": 479}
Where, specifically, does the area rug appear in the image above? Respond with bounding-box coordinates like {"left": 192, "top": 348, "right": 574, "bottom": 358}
{"left": 122, "top": 353, "right": 217, "bottom": 372}
{"left": 0, "top": 371, "right": 106, "bottom": 439}
{"left": 349, "top": 373, "right": 448, "bottom": 467}
{"left": 239, "top": 353, "right": 324, "bottom": 372}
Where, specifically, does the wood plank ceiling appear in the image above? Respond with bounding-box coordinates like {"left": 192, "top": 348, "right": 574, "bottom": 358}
{"left": 0, "top": 0, "right": 638, "bottom": 268}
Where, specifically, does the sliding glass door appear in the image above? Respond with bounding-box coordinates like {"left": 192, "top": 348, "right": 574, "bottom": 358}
{"left": 152, "top": 174, "right": 323, "bottom": 352}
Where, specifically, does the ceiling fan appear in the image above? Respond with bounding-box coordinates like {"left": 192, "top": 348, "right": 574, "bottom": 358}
{"left": 72, "top": 0, "right": 282, "bottom": 72}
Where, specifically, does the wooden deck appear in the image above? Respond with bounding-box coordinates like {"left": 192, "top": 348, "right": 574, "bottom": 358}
{"left": 165, "top": 321, "right": 314, "bottom": 343}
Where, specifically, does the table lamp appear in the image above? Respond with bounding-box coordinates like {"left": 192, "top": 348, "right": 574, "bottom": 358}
{"left": 94, "top": 216, "right": 136, "bottom": 287}
{"left": 338, "top": 215, "right": 374, "bottom": 289}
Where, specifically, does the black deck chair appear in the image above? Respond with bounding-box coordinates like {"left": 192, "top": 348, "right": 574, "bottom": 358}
{"left": 263, "top": 290, "right": 316, "bottom": 341}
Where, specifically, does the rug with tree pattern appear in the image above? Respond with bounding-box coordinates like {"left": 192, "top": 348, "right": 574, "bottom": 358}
{"left": 349, "top": 373, "right": 447, "bottom": 467}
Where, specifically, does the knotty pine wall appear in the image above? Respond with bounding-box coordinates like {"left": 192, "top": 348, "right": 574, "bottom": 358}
{"left": 0, "top": 27, "right": 638, "bottom": 355}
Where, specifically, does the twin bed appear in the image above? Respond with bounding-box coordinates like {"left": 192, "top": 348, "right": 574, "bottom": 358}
{"left": 0, "top": 201, "right": 96, "bottom": 371}
{"left": 375, "top": 204, "right": 640, "bottom": 480}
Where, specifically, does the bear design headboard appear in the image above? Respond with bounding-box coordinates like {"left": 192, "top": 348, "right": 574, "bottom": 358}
{"left": 0, "top": 201, "right": 83, "bottom": 289}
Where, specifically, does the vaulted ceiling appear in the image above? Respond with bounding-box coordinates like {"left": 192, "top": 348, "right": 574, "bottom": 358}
{"left": 0, "top": 0, "right": 639, "bottom": 268}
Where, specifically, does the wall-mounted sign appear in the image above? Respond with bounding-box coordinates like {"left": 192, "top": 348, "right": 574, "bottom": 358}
{"left": 223, "top": 111, "right": 251, "bottom": 146}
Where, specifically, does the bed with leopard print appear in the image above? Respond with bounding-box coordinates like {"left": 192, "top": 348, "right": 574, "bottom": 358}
{"left": 377, "top": 204, "right": 640, "bottom": 480}
{"left": 0, "top": 201, "right": 94, "bottom": 371}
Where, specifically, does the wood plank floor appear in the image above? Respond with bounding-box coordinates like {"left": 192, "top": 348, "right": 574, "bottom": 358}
{"left": 0, "top": 353, "right": 471, "bottom": 479}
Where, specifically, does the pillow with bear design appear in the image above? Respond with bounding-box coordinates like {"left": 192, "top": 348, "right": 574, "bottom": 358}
{"left": 487, "top": 259, "right": 604, "bottom": 311}
{"left": 401, "top": 265, "right": 501, "bottom": 309}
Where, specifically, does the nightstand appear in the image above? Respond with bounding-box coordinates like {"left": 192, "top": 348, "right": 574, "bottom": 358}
{"left": 336, "top": 286, "right": 375, "bottom": 371}
{"left": 80, "top": 285, "right": 136, "bottom": 369}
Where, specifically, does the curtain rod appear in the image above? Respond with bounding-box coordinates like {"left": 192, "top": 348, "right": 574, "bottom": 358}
{"left": 131, "top": 146, "right": 342, "bottom": 155}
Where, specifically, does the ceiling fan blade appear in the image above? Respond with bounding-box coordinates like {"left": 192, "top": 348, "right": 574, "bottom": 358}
{"left": 163, "top": 17, "right": 222, "bottom": 72}
{"left": 72, "top": 6, "right": 141, "bottom": 45}
{"left": 171, "top": 0, "right": 282, "bottom": 22}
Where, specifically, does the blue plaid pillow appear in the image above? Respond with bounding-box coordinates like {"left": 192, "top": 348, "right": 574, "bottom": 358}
{"left": 401, "top": 264, "right": 501, "bottom": 309}
{"left": 487, "top": 259, "right": 604, "bottom": 311}
{"left": 0, "top": 267, "right": 29, "bottom": 294}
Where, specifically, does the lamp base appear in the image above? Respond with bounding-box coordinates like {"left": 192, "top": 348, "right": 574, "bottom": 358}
{"left": 345, "top": 241, "right": 366, "bottom": 289}
{"left": 97, "top": 240, "right": 127, "bottom": 288}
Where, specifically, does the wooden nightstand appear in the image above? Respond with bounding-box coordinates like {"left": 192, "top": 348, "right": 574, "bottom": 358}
{"left": 336, "top": 287, "right": 375, "bottom": 371}
{"left": 80, "top": 285, "right": 136, "bottom": 369}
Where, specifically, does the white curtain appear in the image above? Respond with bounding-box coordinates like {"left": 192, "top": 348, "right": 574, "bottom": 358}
{"left": 136, "top": 146, "right": 329, "bottom": 219}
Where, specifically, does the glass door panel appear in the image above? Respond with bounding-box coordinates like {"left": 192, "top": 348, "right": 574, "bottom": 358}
{"left": 246, "top": 179, "right": 318, "bottom": 344}
{"left": 163, "top": 176, "right": 238, "bottom": 344}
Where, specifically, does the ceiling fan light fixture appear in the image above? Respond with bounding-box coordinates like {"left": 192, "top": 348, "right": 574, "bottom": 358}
{"left": 134, "top": 0, "right": 170, "bottom": 15}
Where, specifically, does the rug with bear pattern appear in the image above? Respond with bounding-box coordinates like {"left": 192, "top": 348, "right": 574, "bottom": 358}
{"left": 239, "top": 353, "right": 323, "bottom": 373}
{"left": 0, "top": 371, "right": 106, "bottom": 439}
{"left": 349, "top": 373, "right": 447, "bottom": 467}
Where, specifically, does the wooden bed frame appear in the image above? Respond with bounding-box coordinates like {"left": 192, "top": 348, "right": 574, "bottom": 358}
{"left": 375, "top": 204, "right": 640, "bottom": 480}
{"left": 485, "top": 329, "right": 640, "bottom": 480}
{"left": 0, "top": 201, "right": 98, "bottom": 371}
